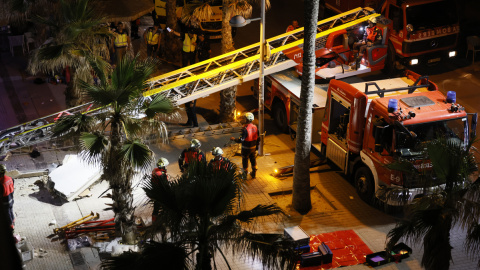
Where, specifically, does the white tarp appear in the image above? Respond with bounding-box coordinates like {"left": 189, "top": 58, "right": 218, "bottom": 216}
{"left": 49, "top": 155, "right": 101, "bottom": 201}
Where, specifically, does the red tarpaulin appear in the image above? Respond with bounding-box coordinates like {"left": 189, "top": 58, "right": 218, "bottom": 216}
{"left": 297, "top": 230, "right": 373, "bottom": 269}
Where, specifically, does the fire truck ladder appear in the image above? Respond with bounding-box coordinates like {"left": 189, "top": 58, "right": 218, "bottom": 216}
{"left": 0, "top": 7, "right": 379, "bottom": 156}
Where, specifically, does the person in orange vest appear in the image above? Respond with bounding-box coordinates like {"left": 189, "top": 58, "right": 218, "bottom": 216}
{"left": 144, "top": 25, "right": 161, "bottom": 58}
{"left": 230, "top": 112, "right": 259, "bottom": 179}
{"left": 286, "top": 20, "right": 299, "bottom": 32}
{"left": 111, "top": 22, "right": 131, "bottom": 64}
{"left": 209, "top": 147, "right": 231, "bottom": 171}
{"left": 0, "top": 164, "right": 14, "bottom": 231}
{"left": 178, "top": 139, "right": 206, "bottom": 173}
{"left": 352, "top": 17, "right": 383, "bottom": 69}
{"left": 171, "top": 28, "right": 197, "bottom": 67}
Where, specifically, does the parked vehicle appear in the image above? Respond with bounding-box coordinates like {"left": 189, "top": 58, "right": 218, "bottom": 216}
{"left": 255, "top": 68, "right": 477, "bottom": 205}
{"left": 322, "top": 0, "right": 459, "bottom": 72}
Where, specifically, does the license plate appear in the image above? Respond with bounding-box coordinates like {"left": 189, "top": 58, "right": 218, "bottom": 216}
{"left": 427, "top": 57, "right": 441, "bottom": 63}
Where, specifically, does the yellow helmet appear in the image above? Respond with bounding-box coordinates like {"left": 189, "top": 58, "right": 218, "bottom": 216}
{"left": 0, "top": 164, "right": 5, "bottom": 173}
{"left": 368, "top": 17, "right": 377, "bottom": 24}
{"left": 212, "top": 147, "right": 224, "bottom": 156}
{"left": 191, "top": 139, "right": 201, "bottom": 148}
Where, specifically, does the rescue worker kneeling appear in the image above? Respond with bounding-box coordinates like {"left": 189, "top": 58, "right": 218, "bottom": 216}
{"left": 178, "top": 139, "right": 206, "bottom": 173}
{"left": 209, "top": 147, "right": 231, "bottom": 171}
{"left": 230, "top": 112, "right": 259, "bottom": 179}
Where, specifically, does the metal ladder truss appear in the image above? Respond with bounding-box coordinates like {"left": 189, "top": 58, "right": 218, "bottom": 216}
{"left": 0, "top": 7, "right": 378, "bottom": 156}
{"left": 144, "top": 7, "right": 379, "bottom": 105}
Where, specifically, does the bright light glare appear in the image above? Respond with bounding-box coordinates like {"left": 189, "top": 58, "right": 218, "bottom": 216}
{"left": 359, "top": 27, "right": 364, "bottom": 31}
{"left": 449, "top": 51, "right": 456, "bottom": 57}
{"left": 410, "top": 59, "right": 419, "bottom": 65}
{"left": 274, "top": 169, "right": 278, "bottom": 173}
{"left": 237, "top": 112, "right": 241, "bottom": 116}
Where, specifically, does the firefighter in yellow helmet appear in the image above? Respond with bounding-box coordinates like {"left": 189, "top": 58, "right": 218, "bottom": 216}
{"left": 209, "top": 147, "right": 231, "bottom": 171}
{"left": 352, "top": 17, "right": 382, "bottom": 69}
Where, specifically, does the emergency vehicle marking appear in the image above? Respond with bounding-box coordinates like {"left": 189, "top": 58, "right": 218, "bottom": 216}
{"left": 413, "top": 25, "right": 459, "bottom": 40}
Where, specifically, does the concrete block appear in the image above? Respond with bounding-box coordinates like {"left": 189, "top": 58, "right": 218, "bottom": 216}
{"left": 48, "top": 155, "right": 101, "bottom": 201}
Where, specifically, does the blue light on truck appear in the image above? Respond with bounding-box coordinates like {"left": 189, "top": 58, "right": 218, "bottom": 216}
{"left": 446, "top": 91, "right": 456, "bottom": 103}
{"left": 388, "top": 99, "right": 398, "bottom": 113}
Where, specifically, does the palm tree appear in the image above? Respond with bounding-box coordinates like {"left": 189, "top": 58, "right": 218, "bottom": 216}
{"left": 53, "top": 55, "right": 175, "bottom": 244}
{"left": 163, "top": 0, "right": 182, "bottom": 63}
{"left": 28, "top": 0, "right": 111, "bottom": 107}
{"left": 179, "top": 0, "right": 269, "bottom": 122}
{"left": 291, "top": 0, "right": 319, "bottom": 215}
{"left": 143, "top": 160, "right": 298, "bottom": 270}
{"left": 386, "top": 138, "right": 480, "bottom": 270}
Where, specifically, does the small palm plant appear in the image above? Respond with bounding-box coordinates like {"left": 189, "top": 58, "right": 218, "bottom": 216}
{"left": 386, "top": 137, "right": 480, "bottom": 270}
{"left": 28, "top": 0, "right": 112, "bottom": 107}
{"left": 53, "top": 55, "right": 175, "bottom": 244}
{"left": 142, "top": 160, "right": 298, "bottom": 270}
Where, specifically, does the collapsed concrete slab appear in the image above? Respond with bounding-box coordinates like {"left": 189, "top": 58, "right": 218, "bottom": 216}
{"left": 48, "top": 155, "right": 101, "bottom": 201}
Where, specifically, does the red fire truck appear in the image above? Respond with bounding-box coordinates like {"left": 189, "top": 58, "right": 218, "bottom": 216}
{"left": 258, "top": 69, "right": 476, "bottom": 205}
{"left": 322, "top": 0, "right": 459, "bottom": 71}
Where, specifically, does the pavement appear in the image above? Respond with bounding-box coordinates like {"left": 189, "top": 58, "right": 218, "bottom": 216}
{"left": 1, "top": 19, "right": 480, "bottom": 270}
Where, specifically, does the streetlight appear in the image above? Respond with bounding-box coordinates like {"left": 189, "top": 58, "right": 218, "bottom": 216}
{"left": 229, "top": 0, "right": 266, "bottom": 156}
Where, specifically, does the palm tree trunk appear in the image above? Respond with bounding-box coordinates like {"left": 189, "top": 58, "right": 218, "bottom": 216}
{"left": 219, "top": 0, "right": 237, "bottom": 122}
{"left": 164, "top": 0, "right": 181, "bottom": 64}
{"left": 292, "top": 0, "right": 319, "bottom": 215}
{"left": 422, "top": 215, "right": 453, "bottom": 270}
{"left": 108, "top": 119, "right": 137, "bottom": 244}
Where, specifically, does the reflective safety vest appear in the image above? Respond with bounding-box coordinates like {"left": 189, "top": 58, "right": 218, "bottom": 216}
{"left": 366, "top": 26, "right": 381, "bottom": 43}
{"left": 152, "top": 168, "right": 167, "bottom": 177}
{"left": 1, "top": 176, "right": 14, "bottom": 197}
{"left": 114, "top": 31, "right": 128, "bottom": 47}
{"left": 184, "top": 149, "right": 203, "bottom": 164}
{"left": 210, "top": 157, "right": 230, "bottom": 170}
{"left": 245, "top": 123, "right": 258, "bottom": 142}
{"left": 147, "top": 31, "right": 160, "bottom": 45}
{"left": 183, "top": 34, "right": 196, "bottom": 52}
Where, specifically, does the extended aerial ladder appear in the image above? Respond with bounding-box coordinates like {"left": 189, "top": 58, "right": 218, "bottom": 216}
{"left": 0, "top": 7, "right": 379, "bottom": 155}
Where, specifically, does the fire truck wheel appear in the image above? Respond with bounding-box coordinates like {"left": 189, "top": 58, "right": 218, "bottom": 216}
{"left": 273, "top": 103, "right": 288, "bottom": 132}
{"left": 382, "top": 43, "right": 396, "bottom": 76}
{"left": 354, "top": 167, "right": 374, "bottom": 203}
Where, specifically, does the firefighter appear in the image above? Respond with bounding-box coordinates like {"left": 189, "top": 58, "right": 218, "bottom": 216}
{"left": 209, "top": 147, "right": 231, "bottom": 171}
{"left": 230, "top": 112, "right": 259, "bottom": 179}
{"left": 0, "top": 164, "right": 14, "bottom": 231}
{"left": 151, "top": 158, "right": 168, "bottom": 222}
{"left": 178, "top": 139, "right": 206, "bottom": 172}
{"left": 352, "top": 17, "right": 383, "bottom": 69}
{"left": 286, "top": 20, "right": 300, "bottom": 32}
{"left": 111, "top": 22, "right": 131, "bottom": 64}
{"left": 144, "top": 25, "right": 161, "bottom": 58}
{"left": 196, "top": 33, "right": 211, "bottom": 62}
{"left": 171, "top": 28, "right": 197, "bottom": 67}
{"left": 152, "top": 157, "right": 169, "bottom": 177}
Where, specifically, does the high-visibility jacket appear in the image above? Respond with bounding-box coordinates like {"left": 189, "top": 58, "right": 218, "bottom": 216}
{"left": 245, "top": 123, "right": 258, "bottom": 142}
{"left": 152, "top": 168, "right": 167, "bottom": 177}
{"left": 146, "top": 31, "right": 160, "bottom": 45}
{"left": 209, "top": 157, "right": 230, "bottom": 170}
{"left": 114, "top": 30, "right": 128, "bottom": 47}
{"left": 1, "top": 176, "right": 14, "bottom": 197}
{"left": 183, "top": 34, "right": 196, "bottom": 53}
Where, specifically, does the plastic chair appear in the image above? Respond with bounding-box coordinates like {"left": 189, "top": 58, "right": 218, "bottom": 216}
{"left": 7, "top": 35, "right": 25, "bottom": 56}
{"left": 24, "top": 32, "right": 35, "bottom": 52}
{"left": 466, "top": 36, "right": 480, "bottom": 64}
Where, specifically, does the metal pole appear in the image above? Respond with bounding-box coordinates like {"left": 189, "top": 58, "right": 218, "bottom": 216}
{"left": 258, "top": 0, "right": 265, "bottom": 156}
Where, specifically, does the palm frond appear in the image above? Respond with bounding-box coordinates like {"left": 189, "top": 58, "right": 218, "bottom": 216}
{"left": 52, "top": 113, "right": 93, "bottom": 137}
{"left": 79, "top": 132, "right": 109, "bottom": 164}
{"left": 233, "top": 231, "right": 298, "bottom": 270}
{"left": 144, "top": 94, "right": 174, "bottom": 118}
{"left": 465, "top": 222, "right": 480, "bottom": 268}
{"left": 120, "top": 139, "right": 153, "bottom": 172}
{"left": 227, "top": 1, "right": 253, "bottom": 19}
